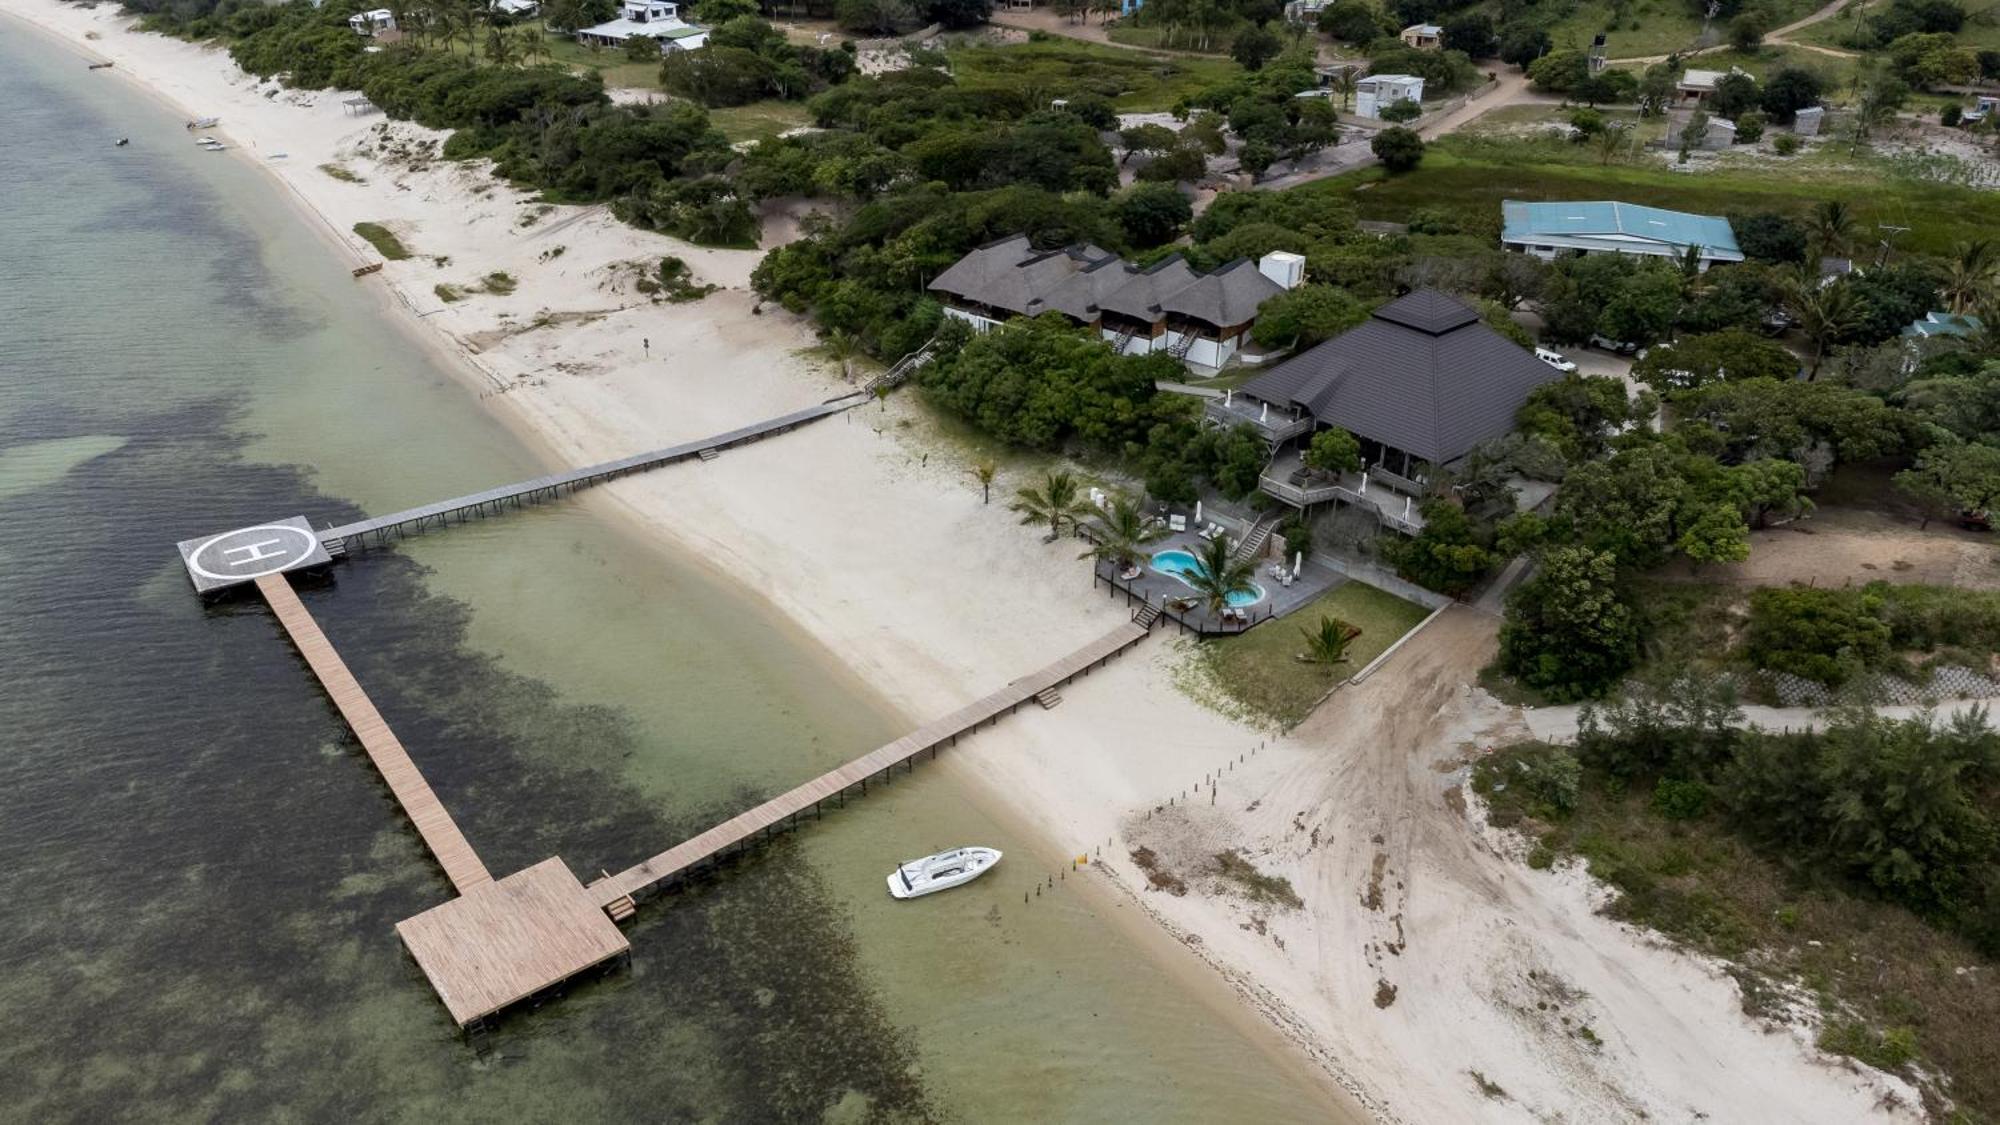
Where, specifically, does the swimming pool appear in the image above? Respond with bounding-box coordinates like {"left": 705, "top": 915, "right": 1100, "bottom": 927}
{"left": 1148, "top": 549, "right": 1268, "bottom": 607}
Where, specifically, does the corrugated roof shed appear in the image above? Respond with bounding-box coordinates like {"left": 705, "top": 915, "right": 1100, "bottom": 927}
{"left": 1501, "top": 199, "right": 1743, "bottom": 260}
{"left": 1233, "top": 289, "right": 1561, "bottom": 465}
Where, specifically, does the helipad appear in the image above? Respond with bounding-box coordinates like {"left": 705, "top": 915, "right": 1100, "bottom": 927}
{"left": 175, "top": 515, "right": 333, "bottom": 594}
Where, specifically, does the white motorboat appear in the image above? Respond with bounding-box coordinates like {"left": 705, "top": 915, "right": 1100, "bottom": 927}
{"left": 887, "top": 846, "right": 1001, "bottom": 899}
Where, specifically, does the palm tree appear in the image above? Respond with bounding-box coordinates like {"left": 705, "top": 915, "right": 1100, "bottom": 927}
{"left": 1080, "top": 496, "right": 1167, "bottom": 569}
{"left": 1009, "top": 470, "right": 1091, "bottom": 540}
{"left": 1941, "top": 239, "right": 1998, "bottom": 315}
{"left": 1784, "top": 270, "right": 1860, "bottom": 379}
{"left": 1593, "top": 122, "right": 1630, "bottom": 166}
{"left": 486, "top": 26, "right": 516, "bottom": 65}
{"left": 1298, "top": 615, "right": 1362, "bottom": 664}
{"left": 968, "top": 459, "right": 998, "bottom": 504}
{"left": 1809, "top": 199, "right": 1854, "bottom": 260}
{"left": 516, "top": 26, "right": 545, "bottom": 63}
{"left": 823, "top": 329, "right": 858, "bottom": 381}
{"left": 1329, "top": 69, "right": 1358, "bottom": 114}
{"left": 1183, "top": 533, "right": 1260, "bottom": 620}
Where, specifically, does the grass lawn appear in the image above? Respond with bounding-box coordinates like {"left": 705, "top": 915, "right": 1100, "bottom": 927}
{"left": 708, "top": 100, "right": 814, "bottom": 141}
{"left": 1789, "top": 0, "right": 2000, "bottom": 51}
{"left": 1303, "top": 137, "right": 2000, "bottom": 256}
{"left": 352, "top": 221, "right": 411, "bottom": 260}
{"left": 1202, "top": 581, "right": 1431, "bottom": 727}
{"left": 1103, "top": 25, "right": 1231, "bottom": 54}
{"left": 1477, "top": 742, "right": 2000, "bottom": 1120}
{"left": 946, "top": 38, "right": 1243, "bottom": 112}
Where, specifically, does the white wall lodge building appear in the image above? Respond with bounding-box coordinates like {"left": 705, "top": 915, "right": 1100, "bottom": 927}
{"left": 576, "top": 0, "right": 709, "bottom": 50}
{"left": 1355, "top": 74, "right": 1424, "bottom": 119}
{"left": 927, "top": 236, "right": 1302, "bottom": 371}
{"left": 349, "top": 8, "right": 396, "bottom": 34}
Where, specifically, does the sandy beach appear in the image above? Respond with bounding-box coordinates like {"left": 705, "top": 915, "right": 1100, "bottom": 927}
{"left": 3, "top": 4, "right": 1928, "bottom": 1119}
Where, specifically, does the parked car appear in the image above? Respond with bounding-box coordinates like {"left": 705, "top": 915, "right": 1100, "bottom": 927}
{"left": 1534, "top": 346, "right": 1578, "bottom": 372}
{"left": 1589, "top": 334, "right": 1641, "bottom": 356}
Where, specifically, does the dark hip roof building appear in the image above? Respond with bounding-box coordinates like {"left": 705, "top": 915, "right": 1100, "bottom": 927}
{"left": 1229, "top": 289, "right": 1561, "bottom": 467}
{"left": 926, "top": 235, "right": 1300, "bottom": 370}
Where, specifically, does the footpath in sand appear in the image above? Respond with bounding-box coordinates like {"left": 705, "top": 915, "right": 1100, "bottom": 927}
{"left": 1, "top": 2, "right": 1922, "bottom": 1118}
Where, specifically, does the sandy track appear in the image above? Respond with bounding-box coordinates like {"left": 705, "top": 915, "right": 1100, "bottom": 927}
{"left": 1123, "top": 609, "right": 1920, "bottom": 1122}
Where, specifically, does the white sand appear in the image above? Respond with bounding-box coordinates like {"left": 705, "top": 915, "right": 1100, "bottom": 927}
{"left": 6, "top": 4, "right": 1926, "bottom": 1119}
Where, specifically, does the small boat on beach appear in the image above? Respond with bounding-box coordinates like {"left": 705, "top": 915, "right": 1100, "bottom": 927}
{"left": 887, "top": 846, "right": 1001, "bottom": 899}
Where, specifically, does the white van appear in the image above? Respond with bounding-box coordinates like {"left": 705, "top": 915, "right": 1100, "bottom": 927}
{"left": 1535, "top": 346, "right": 1578, "bottom": 372}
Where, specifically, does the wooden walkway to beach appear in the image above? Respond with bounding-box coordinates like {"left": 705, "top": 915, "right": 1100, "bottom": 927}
{"left": 254, "top": 572, "right": 493, "bottom": 894}
{"left": 318, "top": 396, "right": 864, "bottom": 553}
{"left": 588, "top": 619, "right": 1151, "bottom": 909}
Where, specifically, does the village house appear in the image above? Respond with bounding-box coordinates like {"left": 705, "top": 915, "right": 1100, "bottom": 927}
{"left": 576, "top": 0, "right": 708, "bottom": 51}
{"left": 348, "top": 8, "right": 395, "bottom": 35}
{"left": 1501, "top": 199, "right": 1743, "bottom": 270}
{"left": 926, "top": 236, "right": 1301, "bottom": 371}
{"left": 1675, "top": 68, "right": 1751, "bottom": 105}
{"left": 1355, "top": 74, "right": 1424, "bottom": 118}
{"left": 1399, "top": 22, "right": 1442, "bottom": 48}
{"left": 1210, "top": 289, "right": 1564, "bottom": 533}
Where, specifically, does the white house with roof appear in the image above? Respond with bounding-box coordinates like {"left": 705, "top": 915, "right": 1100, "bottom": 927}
{"left": 348, "top": 8, "right": 395, "bottom": 34}
{"left": 1355, "top": 74, "right": 1424, "bottom": 118}
{"left": 1399, "top": 22, "right": 1441, "bottom": 48}
{"left": 926, "top": 237, "right": 1302, "bottom": 371}
{"left": 1500, "top": 199, "right": 1743, "bottom": 270}
{"left": 576, "top": 0, "right": 708, "bottom": 50}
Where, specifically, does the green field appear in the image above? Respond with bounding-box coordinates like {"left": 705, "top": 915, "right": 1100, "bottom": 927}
{"left": 946, "top": 38, "right": 1244, "bottom": 111}
{"left": 1304, "top": 137, "right": 2000, "bottom": 255}
{"left": 707, "top": 100, "right": 815, "bottom": 141}
{"left": 1788, "top": 0, "right": 2000, "bottom": 51}
{"left": 1201, "top": 581, "right": 1433, "bottom": 727}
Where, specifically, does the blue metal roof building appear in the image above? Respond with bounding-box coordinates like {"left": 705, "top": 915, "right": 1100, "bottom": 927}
{"left": 1500, "top": 199, "right": 1744, "bottom": 269}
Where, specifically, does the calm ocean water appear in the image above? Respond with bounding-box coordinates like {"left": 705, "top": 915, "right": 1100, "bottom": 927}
{"left": 0, "top": 24, "right": 1343, "bottom": 1122}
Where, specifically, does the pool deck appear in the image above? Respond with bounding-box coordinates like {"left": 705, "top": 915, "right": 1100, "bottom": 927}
{"left": 1092, "top": 530, "right": 1344, "bottom": 634}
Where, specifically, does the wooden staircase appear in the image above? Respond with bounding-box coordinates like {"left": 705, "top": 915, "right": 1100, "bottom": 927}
{"left": 1033, "top": 687, "right": 1063, "bottom": 710}
{"left": 697, "top": 448, "right": 719, "bottom": 462}
{"left": 1233, "top": 514, "right": 1280, "bottom": 563}
{"left": 599, "top": 871, "right": 638, "bottom": 922}
{"left": 1132, "top": 603, "right": 1162, "bottom": 629}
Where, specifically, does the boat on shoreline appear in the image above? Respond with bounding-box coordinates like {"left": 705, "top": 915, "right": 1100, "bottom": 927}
{"left": 887, "top": 847, "right": 1001, "bottom": 899}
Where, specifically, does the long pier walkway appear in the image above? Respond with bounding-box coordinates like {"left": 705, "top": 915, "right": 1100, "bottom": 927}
{"left": 254, "top": 572, "right": 493, "bottom": 894}
{"left": 591, "top": 618, "right": 1151, "bottom": 908}
{"left": 319, "top": 397, "right": 863, "bottom": 554}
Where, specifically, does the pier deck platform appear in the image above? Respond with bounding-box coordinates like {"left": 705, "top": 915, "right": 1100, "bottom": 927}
{"left": 395, "top": 859, "right": 628, "bottom": 1028}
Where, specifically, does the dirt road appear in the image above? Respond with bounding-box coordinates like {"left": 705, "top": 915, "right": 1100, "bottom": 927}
{"left": 1131, "top": 607, "right": 1921, "bottom": 1121}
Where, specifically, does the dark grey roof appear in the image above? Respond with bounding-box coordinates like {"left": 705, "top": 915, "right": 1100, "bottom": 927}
{"left": 1099, "top": 255, "right": 1199, "bottom": 321}
{"left": 1159, "top": 259, "right": 1285, "bottom": 327}
{"left": 926, "top": 236, "right": 1123, "bottom": 318}
{"left": 1040, "top": 254, "right": 1139, "bottom": 321}
{"left": 1234, "top": 289, "right": 1560, "bottom": 465}
{"left": 929, "top": 240, "right": 1287, "bottom": 329}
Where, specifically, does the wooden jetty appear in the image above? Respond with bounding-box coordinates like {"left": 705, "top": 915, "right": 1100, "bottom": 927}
{"left": 255, "top": 572, "right": 492, "bottom": 894}
{"left": 318, "top": 398, "right": 863, "bottom": 554}
{"left": 250, "top": 561, "right": 1155, "bottom": 1028}
{"left": 589, "top": 618, "right": 1151, "bottom": 909}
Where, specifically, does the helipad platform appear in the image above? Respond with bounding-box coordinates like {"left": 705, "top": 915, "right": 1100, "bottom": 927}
{"left": 175, "top": 515, "right": 332, "bottom": 594}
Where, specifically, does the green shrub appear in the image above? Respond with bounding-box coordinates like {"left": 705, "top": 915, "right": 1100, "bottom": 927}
{"left": 352, "top": 221, "right": 410, "bottom": 261}
{"left": 1773, "top": 133, "right": 1803, "bottom": 155}
{"left": 1743, "top": 586, "right": 1890, "bottom": 686}
{"left": 1652, "top": 778, "right": 1710, "bottom": 820}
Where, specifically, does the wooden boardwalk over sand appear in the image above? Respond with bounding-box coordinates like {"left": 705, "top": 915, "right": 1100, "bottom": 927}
{"left": 318, "top": 397, "right": 862, "bottom": 553}
{"left": 589, "top": 619, "right": 1151, "bottom": 908}
{"left": 255, "top": 572, "right": 492, "bottom": 894}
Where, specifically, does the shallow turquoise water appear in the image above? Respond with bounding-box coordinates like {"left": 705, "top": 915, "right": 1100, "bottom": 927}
{"left": 0, "top": 24, "right": 1344, "bottom": 1122}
